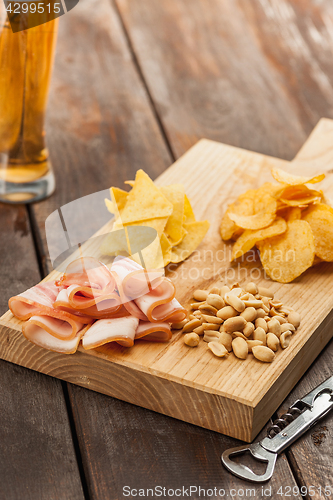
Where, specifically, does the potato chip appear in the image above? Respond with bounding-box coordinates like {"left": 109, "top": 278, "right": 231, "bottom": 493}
{"left": 160, "top": 184, "right": 185, "bottom": 244}
{"left": 228, "top": 195, "right": 277, "bottom": 230}
{"left": 286, "top": 207, "right": 302, "bottom": 222}
{"left": 257, "top": 220, "right": 315, "bottom": 283}
{"left": 231, "top": 217, "right": 287, "bottom": 260}
{"left": 171, "top": 221, "right": 210, "bottom": 263}
{"left": 220, "top": 194, "right": 254, "bottom": 240}
{"left": 119, "top": 170, "right": 173, "bottom": 224}
{"left": 258, "top": 182, "right": 285, "bottom": 198}
{"left": 302, "top": 203, "right": 333, "bottom": 261}
{"left": 271, "top": 167, "right": 325, "bottom": 186}
{"left": 279, "top": 185, "right": 322, "bottom": 207}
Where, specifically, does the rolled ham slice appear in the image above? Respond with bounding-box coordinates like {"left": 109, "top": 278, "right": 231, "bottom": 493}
{"left": 135, "top": 321, "right": 172, "bottom": 342}
{"left": 82, "top": 316, "right": 139, "bottom": 350}
{"left": 9, "top": 282, "right": 59, "bottom": 320}
{"left": 53, "top": 285, "right": 122, "bottom": 317}
{"left": 23, "top": 320, "right": 90, "bottom": 354}
{"left": 134, "top": 280, "right": 186, "bottom": 323}
{"left": 111, "top": 256, "right": 164, "bottom": 299}
{"left": 56, "top": 256, "right": 116, "bottom": 294}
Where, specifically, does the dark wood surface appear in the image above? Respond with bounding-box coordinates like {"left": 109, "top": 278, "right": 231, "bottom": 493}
{"left": 1, "top": 0, "right": 333, "bottom": 498}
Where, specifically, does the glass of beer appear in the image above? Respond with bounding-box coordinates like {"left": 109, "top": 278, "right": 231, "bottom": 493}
{"left": 0, "top": 4, "right": 59, "bottom": 203}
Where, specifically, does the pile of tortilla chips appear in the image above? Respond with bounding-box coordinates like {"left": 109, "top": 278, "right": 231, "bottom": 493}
{"left": 221, "top": 166, "right": 333, "bottom": 283}
{"left": 101, "top": 170, "right": 210, "bottom": 268}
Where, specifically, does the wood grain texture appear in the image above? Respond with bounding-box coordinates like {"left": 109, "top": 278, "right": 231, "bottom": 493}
{"left": 0, "top": 205, "right": 84, "bottom": 500}
{"left": 2, "top": 120, "right": 333, "bottom": 444}
{"left": 68, "top": 384, "right": 302, "bottom": 500}
{"left": 115, "top": 0, "right": 333, "bottom": 160}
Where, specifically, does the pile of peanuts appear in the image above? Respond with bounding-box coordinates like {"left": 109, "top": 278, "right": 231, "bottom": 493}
{"left": 173, "top": 282, "right": 301, "bottom": 362}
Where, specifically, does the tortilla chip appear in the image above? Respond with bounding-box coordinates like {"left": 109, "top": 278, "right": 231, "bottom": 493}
{"left": 184, "top": 194, "right": 196, "bottom": 223}
{"left": 257, "top": 220, "right": 315, "bottom": 283}
{"left": 271, "top": 167, "right": 325, "bottom": 186}
{"left": 119, "top": 170, "right": 173, "bottom": 224}
{"left": 232, "top": 217, "right": 287, "bottom": 260}
{"left": 105, "top": 187, "right": 129, "bottom": 216}
{"left": 171, "top": 221, "right": 210, "bottom": 263}
{"left": 160, "top": 184, "right": 185, "bottom": 244}
{"left": 160, "top": 232, "right": 172, "bottom": 266}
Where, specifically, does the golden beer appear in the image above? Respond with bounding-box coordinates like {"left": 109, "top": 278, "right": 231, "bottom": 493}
{"left": 0, "top": 5, "right": 58, "bottom": 202}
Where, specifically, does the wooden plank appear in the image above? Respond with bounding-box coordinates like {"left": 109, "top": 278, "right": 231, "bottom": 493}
{"left": 2, "top": 120, "right": 333, "bottom": 443}
{"left": 0, "top": 205, "right": 84, "bottom": 500}
{"left": 114, "top": 0, "right": 333, "bottom": 159}
{"left": 68, "top": 383, "right": 302, "bottom": 499}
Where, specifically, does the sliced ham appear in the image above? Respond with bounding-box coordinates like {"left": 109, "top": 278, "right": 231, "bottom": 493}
{"left": 111, "top": 256, "right": 164, "bottom": 298}
{"left": 135, "top": 321, "right": 172, "bottom": 342}
{"left": 82, "top": 316, "right": 139, "bottom": 350}
{"left": 23, "top": 321, "right": 90, "bottom": 354}
{"left": 56, "top": 256, "right": 115, "bottom": 293}
{"left": 9, "top": 282, "right": 59, "bottom": 320}
{"left": 134, "top": 280, "right": 186, "bottom": 323}
{"left": 53, "top": 285, "right": 122, "bottom": 317}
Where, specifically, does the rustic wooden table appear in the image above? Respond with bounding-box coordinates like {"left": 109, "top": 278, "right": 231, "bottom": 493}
{"left": 1, "top": 1, "right": 333, "bottom": 498}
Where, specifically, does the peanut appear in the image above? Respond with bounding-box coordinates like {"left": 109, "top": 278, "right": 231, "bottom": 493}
{"left": 207, "top": 294, "right": 225, "bottom": 310}
{"left": 257, "top": 286, "right": 274, "bottom": 299}
{"left": 274, "top": 315, "right": 287, "bottom": 324}
{"left": 280, "top": 323, "right": 296, "bottom": 333}
{"left": 184, "top": 333, "right": 200, "bottom": 347}
{"left": 172, "top": 319, "right": 187, "bottom": 329}
{"left": 193, "top": 325, "right": 205, "bottom": 335}
{"left": 225, "top": 293, "right": 245, "bottom": 313}
{"left": 232, "top": 337, "right": 248, "bottom": 359}
{"left": 232, "top": 331, "right": 247, "bottom": 340}
{"left": 240, "top": 292, "right": 250, "bottom": 301}
{"left": 243, "top": 321, "right": 255, "bottom": 338}
{"left": 198, "top": 304, "right": 218, "bottom": 315}
{"left": 243, "top": 299, "right": 263, "bottom": 308}
{"left": 202, "top": 323, "right": 220, "bottom": 331}
{"left": 209, "top": 286, "right": 221, "bottom": 295}
{"left": 288, "top": 311, "right": 301, "bottom": 328}
{"left": 240, "top": 307, "right": 257, "bottom": 322}
{"left": 193, "top": 310, "right": 202, "bottom": 318}
{"left": 266, "top": 332, "right": 279, "bottom": 352}
{"left": 191, "top": 301, "right": 206, "bottom": 310}
{"left": 245, "top": 282, "right": 258, "bottom": 295}
{"left": 223, "top": 316, "right": 247, "bottom": 333}
{"left": 203, "top": 331, "right": 221, "bottom": 343}
{"left": 219, "top": 332, "right": 233, "bottom": 352}
{"left": 182, "top": 318, "right": 202, "bottom": 333}
{"left": 252, "top": 345, "right": 275, "bottom": 362}
{"left": 228, "top": 287, "right": 243, "bottom": 297}
{"left": 220, "top": 285, "right": 230, "bottom": 298}
{"left": 246, "top": 340, "right": 263, "bottom": 353}
{"left": 256, "top": 308, "right": 266, "bottom": 319}
{"left": 255, "top": 318, "right": 268, "bottom": 333}
{"left": 189, "top": 314, "right": 196, "bottom": 320}
{"left": 208, "top": 341, "right": 228, "bottom": 357}
{"left": 280, "top": 331, "right": 292, "bottom": 349}
{"left": 267, "top": 318, "right": 281, "bottom": 337}
{"left": 253, "top": 327, "right": 267, "bottom": 345}
{"left": 202, "top": 314, "right": 223, "bottom": 324}
{"left": 217, "top": 306, "right": 238, "bottom": 320}
{"left": 193, "top": 290, "right": 208, "bottom": 302}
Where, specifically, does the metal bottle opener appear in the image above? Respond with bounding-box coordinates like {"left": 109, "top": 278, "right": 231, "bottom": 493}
{"left": 222, "top": 375, "right": 333, "bottom": 483}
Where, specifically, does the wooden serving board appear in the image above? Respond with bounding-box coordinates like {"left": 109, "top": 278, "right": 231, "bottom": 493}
{"left": 1, "top": 118, "right": 333, "bottom": 442}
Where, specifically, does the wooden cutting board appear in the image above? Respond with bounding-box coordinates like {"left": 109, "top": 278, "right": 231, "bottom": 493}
{"left": 1, "top": 118, "right": 333, "bottom": 442}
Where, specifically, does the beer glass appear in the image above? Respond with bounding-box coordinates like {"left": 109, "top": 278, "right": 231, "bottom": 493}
{"left": 0, "top": 5, "right": 58, "bottom": 202}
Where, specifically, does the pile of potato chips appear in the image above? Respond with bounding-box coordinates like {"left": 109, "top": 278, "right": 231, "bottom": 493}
{"left": 101, "top": 170, "right": 209, "bottom": 268}
{"left": 220, "top": 167, "right": 333, "bottom": 283}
